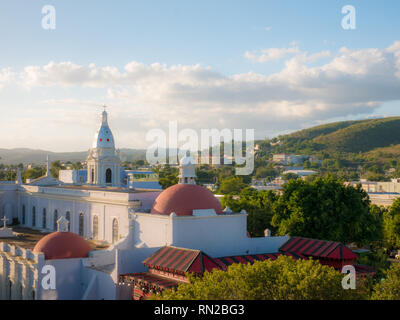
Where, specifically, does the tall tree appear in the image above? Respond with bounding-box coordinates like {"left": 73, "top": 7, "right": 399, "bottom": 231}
{"left": 222, "top": 188, "right": 278, "bottom": 236}
{"left": 271, "top": 175, "right": 383, "bottom": 246}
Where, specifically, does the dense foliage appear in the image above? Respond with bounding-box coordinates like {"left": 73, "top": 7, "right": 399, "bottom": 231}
{"left": 383, "top": 198, "right": 400, "bottom": 250}
{"left": 372, "top": 262, "right": 400, "bottom": 300}
{"left": 154, "top": 165, "right": 179, "bottom": 189}
{"left": 156, "top": 255, "right": 366, "bottom": 300}
{"left": 223, "top": 175, "right": 384, "bottom": 245}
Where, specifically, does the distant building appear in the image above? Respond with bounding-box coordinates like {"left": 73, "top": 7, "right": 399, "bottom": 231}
{"left": 273, "top": 154, "right": 307, "bottom": 165}
{"left": 282, "top": 169, "right": 317, "bottom": 178}
{"left": 346, "top": 180, "right": 400, "bottom": 206}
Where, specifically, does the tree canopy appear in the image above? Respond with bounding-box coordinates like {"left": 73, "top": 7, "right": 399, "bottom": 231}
{"left": 372, "top": 262, "right": 400, "bottom": 300}
{"left": 156, "top": 255, "right": 366, "bottom": 300}
{"left": 383, "top": 198, "right": 400, "bottom": 250}
{"left": 270, "top": 175, "right": 383, "bottom": 246}
{"left": 223, "top": 175, "right": 383, "bottom": 246}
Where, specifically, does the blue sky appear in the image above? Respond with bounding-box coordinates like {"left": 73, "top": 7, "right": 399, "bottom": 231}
{"left": 0, "top": 0, "right": 399, "bottom": 151}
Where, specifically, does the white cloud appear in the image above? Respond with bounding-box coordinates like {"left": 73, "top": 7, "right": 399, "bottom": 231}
{"left": 244, "top": 45, "right": 300, "bottom": 63}
{"left": 1, "top": 42, "right": 400, "bottom": 150}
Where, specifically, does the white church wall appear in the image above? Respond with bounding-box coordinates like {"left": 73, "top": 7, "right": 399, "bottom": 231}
{"left": 0, "top": 187, "right": 18, "bottom": 223}
{"left": 170, "top": 214, "right": 248, "bottom": 257}
{"left": 169, "top": 214, "right": 289, "bottom": 257}
{"left": 0, "top": 242, "right": 45, "bottom": 300}
{"left": 132, "top": 191, "right": 161, "bottom": 211}
{"left": 17, "top": 189, "right": 133, "bottom": 243}
{"left": 39, "top": 258, "right": 83, "bottom": 300}
{"left": 116, "top": 247, "right": 162, "bottom": 275}
{"left": 81, "top": 266, "right": 116, "bottom": 300}
{"left": 133, "top": 214, "right": 172, "bottom": 247}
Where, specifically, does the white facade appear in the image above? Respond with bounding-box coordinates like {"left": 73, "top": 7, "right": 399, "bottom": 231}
{"left": 0, "top": 110, "right": 291, "bottom": 300}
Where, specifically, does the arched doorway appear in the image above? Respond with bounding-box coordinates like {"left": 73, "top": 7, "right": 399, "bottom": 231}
{"left": 106, "top": 168, "right": 112, "bottom": 184}
{"left": 91, "top": 168, "right": 94, "bottom": 183}
{"left": 112, "top": 218, "right": 118, "bottom": 243}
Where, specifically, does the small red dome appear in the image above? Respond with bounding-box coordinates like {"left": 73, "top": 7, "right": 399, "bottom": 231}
{"left": 33, "top": 232, "right": 92, "bottom": 260}
{"left": 151, "top": 184, "right": 223, "bottom": 216}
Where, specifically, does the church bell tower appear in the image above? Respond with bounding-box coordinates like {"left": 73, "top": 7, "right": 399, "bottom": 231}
{"left": 86, "top": 107, "right": 121, "bottom": 187}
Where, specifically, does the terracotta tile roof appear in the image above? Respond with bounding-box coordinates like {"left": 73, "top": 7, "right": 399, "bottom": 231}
{"left": 143, "top": 246, "right": 221, "bottom": 274}
{"left": 279, "top": 237, "right": 358, "bottom": 260}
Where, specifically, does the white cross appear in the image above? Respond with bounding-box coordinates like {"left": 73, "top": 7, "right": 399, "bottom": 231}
{"left": 2, "top": 216, "right": 8, "bottom": 228}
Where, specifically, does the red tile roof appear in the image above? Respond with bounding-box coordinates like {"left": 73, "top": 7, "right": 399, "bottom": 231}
{"left": 143, "top": 246, "right": 222, "bottom": 274}
{"left": 279, "top": 237, "right": 358, "bottom": 260}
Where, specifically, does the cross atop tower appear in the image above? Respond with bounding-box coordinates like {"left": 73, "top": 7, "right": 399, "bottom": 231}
{"left": 102, "top": 105, "right": 108, "bottom": 124}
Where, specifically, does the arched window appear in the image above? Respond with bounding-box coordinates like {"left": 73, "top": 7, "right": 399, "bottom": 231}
{"left": 106, "top": 168, "right": 112, "bottom": 184}
{"left": 112, "top": 218, "right": 118, "bottom": 244}
{"left": 66, "top": 211, "right": 71, "bottom": 231}
{"left": 42, "top": 208, "right": 47, "bottom": 229}
{"left": 31, "top": 289, "right": 35, "bottom": 301}
{"left": 93, "top": 216, "right": 99, "bottom": 240}
{"left": 91, "top": 168, "right": 94, "bottom": 183}
{"left": 22, "top": 205, "right": 26, "bottom": 225}
{"left": 53, "top": 210, "right": 58, "bottom": 231}
{"left": 32, "top": 206, "right": 36, "bottom": 227}
{"left": 79, "top": 213, "right": 84, "bottom": 236}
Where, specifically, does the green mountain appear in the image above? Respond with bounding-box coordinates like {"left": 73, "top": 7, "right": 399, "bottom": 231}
{"left": 272, "top": 117, "right": 400, "bottom": 155}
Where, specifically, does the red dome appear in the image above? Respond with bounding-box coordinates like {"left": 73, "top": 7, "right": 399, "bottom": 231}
{"left": 33, "top": 232, "right": 92, "bottom": 260}
{"left": 151, "top": 184, "right": 223, "bottom": 216}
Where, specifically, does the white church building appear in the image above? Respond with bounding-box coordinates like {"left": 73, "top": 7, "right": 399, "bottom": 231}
{"left": 0, "top": 110, "right": 289, "bottom": 300}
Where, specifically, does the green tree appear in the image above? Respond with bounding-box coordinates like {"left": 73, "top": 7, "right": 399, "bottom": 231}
{"left": 218, "top": 176, "right": 248, "bottom": 195}
{"left": 372, "top": 262, "right": 400, "bottom": 300}
{"left": 156, "top": 255, "right": 366, "bottom": 300}
{"left": 271, "top": 175, "right": 383, "bottom": 246}
{"left": 221, "top": 188, "right": 278, "bottom": 236}
{"left": 156, "top": 165, "right": 179, "bottom": 189}
{"left": 254, "top": 167, "right": 278, "bottom": 181}
{"left": 22, "top": 167, "right": 46, "bottom": 181}
{"left": 281, "top": 172, "right": 299, "bottom": 181}
{"left": 383, "top": 198, "right": 400, "bottom": 250}
{"left": 50, "top": 161, "right": 63, "bottom": 178}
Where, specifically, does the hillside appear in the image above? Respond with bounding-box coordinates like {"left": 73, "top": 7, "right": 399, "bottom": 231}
{"left": 271, "top": 117, "right": 400, "bottom": 155}
{"left": 0, "top": 148, "right": 146, "bottom": 165}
